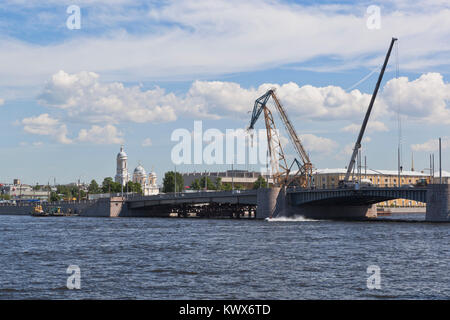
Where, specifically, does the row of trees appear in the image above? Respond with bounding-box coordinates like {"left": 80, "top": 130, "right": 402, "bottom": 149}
{"left": 48, "top": 178, "right": 143, "bottom": 202}
{"left": 88, "top": 178, "right": 143, "bottom": 195}
{"left": 161, "top": 171, "right": 268, "bottom": 192}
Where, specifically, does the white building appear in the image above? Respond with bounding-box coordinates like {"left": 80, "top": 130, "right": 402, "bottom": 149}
{"left": 115, "top": 145, "right": 130, "bottom": 186}
{"left": 133, "top": 163, "right": 159, "bottom": 195}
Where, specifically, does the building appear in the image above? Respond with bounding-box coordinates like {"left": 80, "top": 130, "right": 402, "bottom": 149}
{"left": 0, "top": 181, "right": 49, "bottom": 201}
{"left": 312, "top": 168, "right": 450, "bottom": 207}
{"left": 132, "top": 164, "right": 159, "bottom": 195}
{"left": 182, "top": 170, "right": 273, "bottom": 190}
{"left": 114, "top": 145, "right": 159, "bottom": 195}
{"left": 115, "top": 145, "right": 130, "bottom": 186}
{"left": 312, "top": 168, "right": 450, "bottom": 189}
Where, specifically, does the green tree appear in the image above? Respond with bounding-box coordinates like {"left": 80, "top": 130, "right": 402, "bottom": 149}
{"left": 101, "top": 177, "right": 121, "bottom": 193}
{"left": 88, "top": 179, "right": 100, "bottom": 194}
{"left": 234, "top": 184, "right": 245, "bottom": 190}
{"left": 190, "top": 179, "right": 201, "bottom": 190}
{"left": 50, "top": 192, "right": 60, "bottom": 202}
{"left": 33, "top": 184, "right": 41, "bottom": 191}
{"left": 0, "top": 194, "right": 11, "bottom": 200}
{"left": 199, "top": 176, "right": 216, "bottom": 190}
{"left": 125, "top": 181, "right": 143, "bottom": 194}
{"left": 221, "top": 182, "right": 232, "bottom": 191}
{"left": 57, "top": 185, "right": 72, "bottom": 199}
{"left": 215, "top": 177, "right": 222, "bottom": 190}
{"left": 253, "top": 175, "right": 268, "bottom": 189}
{"left": 102, "top": 177, "right": 114, "bottom": 193}
{"left": 162, "top": 171, "right": 184, "bottom": 193}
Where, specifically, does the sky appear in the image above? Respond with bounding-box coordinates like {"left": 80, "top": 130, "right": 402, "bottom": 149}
{"left": 0, "top": 0, "right": 449, "bottom": 185}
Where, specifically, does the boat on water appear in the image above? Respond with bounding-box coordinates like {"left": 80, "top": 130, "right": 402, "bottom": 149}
{"left": 30, "top": 205, "right": 64, "bottom": 217}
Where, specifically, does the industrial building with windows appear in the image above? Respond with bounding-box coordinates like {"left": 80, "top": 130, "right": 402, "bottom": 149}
{"left": 313, "top": 168, "right": 450, "bottom": 207}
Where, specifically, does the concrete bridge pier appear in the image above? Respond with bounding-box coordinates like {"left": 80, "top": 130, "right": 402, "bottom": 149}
{"left": 426, "top": 184, "right": 450, "bottom": 222}
{"left": 257, "top": 187, "right": 283, "bottom": 219}
{"left": 256, "top": 187, "right": 299, "bottom": 219}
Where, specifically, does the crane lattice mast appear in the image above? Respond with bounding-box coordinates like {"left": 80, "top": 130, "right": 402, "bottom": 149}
{"left": 248, "top": 89, "right": 313, "bottom": 187}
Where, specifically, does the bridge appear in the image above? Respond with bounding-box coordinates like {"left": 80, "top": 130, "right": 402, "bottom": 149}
{"left": 288, "top": 187, "right": 427, "bottom": 206}
{"left": 104, "top": 184, "right": 449, "bottom": 221}
{"left": 121, "top": 190, "right": 258, "bottom": 219}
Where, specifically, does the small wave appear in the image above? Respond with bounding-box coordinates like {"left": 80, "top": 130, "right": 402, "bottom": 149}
{"left": 0, "top": 288, "right": 23, "bottom": 293}
{"left": 265, "top": 215, "right": 318, "bottom": 222}
{"left": 150, "top": 268, "right": 198, "bottom": 275}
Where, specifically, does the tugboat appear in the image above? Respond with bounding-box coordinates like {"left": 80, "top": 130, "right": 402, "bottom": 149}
{"left": 31, "top": 204, "right": 47, "bottom": 216}
{"left": 31, "top": 205, "right": 64, "bottom": 216}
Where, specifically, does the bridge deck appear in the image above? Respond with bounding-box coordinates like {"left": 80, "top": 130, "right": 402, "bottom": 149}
{"left": 127, "top": 190, "right": 258, "bottom": 209}
{"left": 288, "top": 187, "right": 428, "bottom": 206}
{"left": 126, "top": 187, "right": 427, "bottom": 209}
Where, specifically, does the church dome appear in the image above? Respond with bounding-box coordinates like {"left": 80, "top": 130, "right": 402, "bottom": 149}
{"left": 117, "top": 145, "right": 127, "bottom": 159}
{"left": 134, "top": 164, "right": 146, "bottom": 176}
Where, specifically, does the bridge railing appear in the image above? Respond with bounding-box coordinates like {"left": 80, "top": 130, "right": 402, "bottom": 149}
{"left": 126, "top": 189, "right": 257, "bottom": 201}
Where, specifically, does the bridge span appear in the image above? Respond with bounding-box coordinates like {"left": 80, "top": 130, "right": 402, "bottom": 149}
{"left": 95, "top": 184, "right": 449, "bottom": 222}
{"left": 288, "top": 187, "right": 427, "bottom": 206}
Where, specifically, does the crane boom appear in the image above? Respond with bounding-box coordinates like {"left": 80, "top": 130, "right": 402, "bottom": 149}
{"left": 248, "top": 89, "right": 312, "bottom": 187}
{"left": 271, "top": 92, "right": 311, "bottom": 166}
{"left": 343, "top": 37, "right": 397, "bottom": 183}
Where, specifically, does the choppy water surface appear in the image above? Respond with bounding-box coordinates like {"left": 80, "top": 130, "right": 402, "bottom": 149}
{"left": 0, "top": 214, "right": 448, "bottom": 299}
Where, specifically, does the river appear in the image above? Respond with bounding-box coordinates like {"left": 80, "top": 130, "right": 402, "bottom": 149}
{"left": 0, "top": 214, "right": 448, "bottom": 299}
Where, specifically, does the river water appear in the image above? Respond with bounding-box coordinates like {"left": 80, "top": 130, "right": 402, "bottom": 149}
{"left": 0, "top": 214, "right": 448, "bottom": 299}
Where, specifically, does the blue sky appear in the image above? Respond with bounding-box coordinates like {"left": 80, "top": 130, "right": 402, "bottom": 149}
{"left": 0, "top": 0, "right": 449, "bottom": 185}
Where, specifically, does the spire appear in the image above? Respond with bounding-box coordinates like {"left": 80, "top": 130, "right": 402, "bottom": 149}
{"left": 411, "top": 152, "right": 414, "bottom": 172}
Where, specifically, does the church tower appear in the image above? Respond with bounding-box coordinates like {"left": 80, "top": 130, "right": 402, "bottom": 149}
{"left": 115, "top": 145, "right": 129, "bottom": 186}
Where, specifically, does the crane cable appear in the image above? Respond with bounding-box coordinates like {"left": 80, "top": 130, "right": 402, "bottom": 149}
{"left": 395, "top": 40, "right": 402, "bottom": 172}
{"left": 346, "top": 67, "right": 380, "bottom": 92}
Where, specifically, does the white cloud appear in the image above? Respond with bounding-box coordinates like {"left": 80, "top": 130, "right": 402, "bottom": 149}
{"left": 411, "top": 137, "right": 450, "bottom": 152}
{"left": 183, "top": 81, "right": 256, "bottom": 119}
{"left": 186, "top": 81, "right": 388, "bottom": 121}
{"left": 335, "top": 142, "right": 355, "bottom": 161}
{"left": 22, "top": 113, "right": 72, "bottom": 144}
{"left": 21, "top": 113, "right": 124, "bottom": 145}
{"left": 37, "top": 72, "right": 385, "bottom": 124}
{"left": 382, "top": 73, "right": 450, "bottom": 124}
{"left": 26, "top": 70, "right": 450, "bottom": 146}
{"left": 77, "top": 125, "right": 124, "bottom": 145}
{"left": 0, "top": 98, "right": 4, "bottom": 105}
{"left": 0, "top": 0, "right": 449, "bottom": 94}
{"left": 342, "top": 121, "right": 389, "bottom": 133}
{"left": 142, "top": 138, "right": 152, "bottom": 147}
{"left": 298, "top": 134, "right": 338, "bottom": 155}
{"left": 38, "top": 70, "right": 177, "bottom": 124}
{"left": 185, "top": 73, "right": 450, "bottom": 124}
